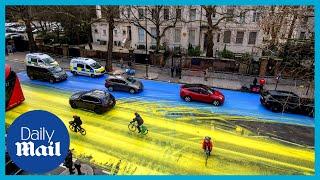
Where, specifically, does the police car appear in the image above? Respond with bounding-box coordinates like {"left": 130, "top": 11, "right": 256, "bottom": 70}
{"left": 70, "top": 57, "right": 105, "bottom": 77}
{"left": 25, "top": 53, "right": 59, "bottom": 67}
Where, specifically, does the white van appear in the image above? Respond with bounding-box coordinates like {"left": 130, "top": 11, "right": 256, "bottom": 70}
{"left": 70, "top": 57, "right": 105, "bottom": 77}
{"left": 25, "top": 53, "right": 59, "bottom": 67}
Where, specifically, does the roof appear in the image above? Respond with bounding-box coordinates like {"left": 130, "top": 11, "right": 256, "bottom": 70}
{"left": 85, "top": 89, "right": 109, "bottom": 99}
{"left": 26, "top": 53, "right": 52, "bottom": 59}
{"left": 71, "top": 57, "right": 96, "bottom": 64}
{"left": 267, "top": 90, "right": 298, "bottom": 97}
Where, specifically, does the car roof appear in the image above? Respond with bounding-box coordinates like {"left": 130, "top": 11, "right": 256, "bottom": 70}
{"left": 183, "top": 84, "right": 210, "bottom": 89}
{"left": 107, "top": 75, "right": 128, "bottom": 80}
{"left": 26, "top": 53, "right": 52, "bottom": 59}
{"left": 71, "top": 57, "right": 96, "bottom": 64}
{"left": 84, "top": 90, "right": 109, "bottom": 99}
{"left": 267, "top": 90, "right": 298, "bottom": 97}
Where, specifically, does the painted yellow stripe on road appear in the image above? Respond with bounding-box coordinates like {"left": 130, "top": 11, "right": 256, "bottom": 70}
{"left": 5, "top": 84, "right": 314, "bottom": 175}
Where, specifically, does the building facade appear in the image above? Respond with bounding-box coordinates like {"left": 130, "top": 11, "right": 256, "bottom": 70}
{"left": 91, "top": 6, "right": 314, "bottom": 58}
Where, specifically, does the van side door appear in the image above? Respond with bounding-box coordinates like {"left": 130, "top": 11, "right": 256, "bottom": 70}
{"left": 77, "top": 63, "right": 85, "bottom": 75}
{"left": 85, "top": 65, "right": 93, "bottom": 76}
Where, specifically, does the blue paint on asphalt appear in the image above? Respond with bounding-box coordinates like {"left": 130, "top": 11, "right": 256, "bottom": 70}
{"left": 17, "top": 72, "right": 314, "bottom": 127}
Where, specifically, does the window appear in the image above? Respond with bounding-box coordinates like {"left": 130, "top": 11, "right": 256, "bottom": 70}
{"left": 103, "top": 30, "right": 106, "bottom": 36}
{"left": 299, "top": 32, "right": 306, "bottom": 39}
{"left": 151, "top": 28, "right": 157, "bottom": 44}
{"left": 217, "top": 33, "right": 220, "bottom": 42}
{"left": 126, "top": 8, "right": 131, "bottom": 18}
{"left": 114, "top": 29, "right": 118, "bottom": 37}
{"left": 77, "top": 64, "right": 84, "bottom": 69}
{"left": 226, "top": 8, "right": 234, "bottom": 22}
{"left": 138, "top": 28, "right": 145, "bottom": 43}
{"left": 31, "top": 58, "right": 37, "bottom": 63}
{"left": 235, "top": 31, "right": 244, "bottom": 44}
{"left": 174, "top": 28, "right": 181, "bottom": 43}
{"left": 188, "top": 29, "right": 196, "bottom": 46}
{"left": 152, "top": 9, "right": 157, "bottom": 20}
{"left": 138, "top": 8, "right": 144, "bottom": 19}
{"left": 189, "top": 9, "right": 196, "bottom": 21}
{"left": 239, "top": 12, "right": 246, "bottom": 23}
{"left": 85, "top": 65, "right": 92, "bottom": 70}
{"left": 163, "top": 8, "right": 169, "bottom": 20}
{"left": 176, "top": 8, "right": 182, "bottom": 20}
{"left": 252, "top": 11, "right": 260, "bottom": 22}
{"left": 248, "top": 32, "right": 257, "bottom": 45}
{"left": 223, "top": 30, "right": 231, "bottom": 43}
{"left": 94, "top": 29, "right": 98, "bottom": 33}
{"left": 302, "top": 17, "right": 308, "bottom": 26}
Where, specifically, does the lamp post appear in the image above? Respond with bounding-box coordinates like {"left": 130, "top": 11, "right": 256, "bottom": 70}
{"left": 145, "top": 6, "right": 149, "bottom": 78}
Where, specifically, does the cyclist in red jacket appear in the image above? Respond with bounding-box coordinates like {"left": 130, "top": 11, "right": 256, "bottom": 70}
{"left": 202, "top": 136, "right": 213, "bottom": 156}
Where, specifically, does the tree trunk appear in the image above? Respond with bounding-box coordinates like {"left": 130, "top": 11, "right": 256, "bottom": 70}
{"left": 106, "top": 18, "right": 114, "bottom": 71}
{"left": 25, "top": 19, "right": 37, "bottom": 52}
{"left": 287, "top": 13, "right": 298, "bottom": 40}
{"left": 205, "top": 8, "right": 214, "bottom": 57}
{"left": 87, "top": 26, "right": 93, "bottom": 50}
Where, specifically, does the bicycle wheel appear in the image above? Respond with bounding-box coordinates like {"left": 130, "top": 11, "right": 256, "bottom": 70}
{"left": 69, "top": 124, "right": 76, "bottom": 132}
{"left": 80, "top": 128, "right": 86, "bottom": 136}
{"left": 128, "top": 123, "right": 136, "bottom": 132}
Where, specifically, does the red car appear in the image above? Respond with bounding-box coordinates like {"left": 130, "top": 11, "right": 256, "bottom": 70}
{"left": 180, "top": 84, "right": 225, "bottom": 106}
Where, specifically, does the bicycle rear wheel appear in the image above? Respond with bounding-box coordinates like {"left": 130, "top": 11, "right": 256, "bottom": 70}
{"left": 69, "top": 124, "right": 76, "bottom": 132}
{"left": 80, "top": 128, "right": 86, "bottom": 136}
{"left": 128, "top": 123, "right": 136, "bottom": 132}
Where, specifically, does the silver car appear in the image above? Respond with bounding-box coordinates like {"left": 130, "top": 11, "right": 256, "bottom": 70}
{"left": 105, "top": 75, "right": 144, "bottom": 94}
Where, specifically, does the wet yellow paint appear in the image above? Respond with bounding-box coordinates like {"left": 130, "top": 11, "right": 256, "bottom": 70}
{"left": 5, "top": 84, "right": 314, "bottom": 175}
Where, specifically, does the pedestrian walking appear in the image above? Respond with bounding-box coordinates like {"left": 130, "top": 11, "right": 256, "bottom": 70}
{"left": 74, "top": 160, "right": 84, "bottom": 175}
{"left": 204, "top": 68, "right": 209, "bottom": 81}
{"left": 64, "top": 149, "right": 75, "bottom": 175}
{"left": 178, "top": 66, "right": 182, "bottom": 79}
{"left": 120, "top": 58, "right": 124, "bottom": 68}
{"left": 170, "top": 66, "right": 174, "bottom": 78}
{"left": 253, "top": 77, "right": 257, "bottom": 86}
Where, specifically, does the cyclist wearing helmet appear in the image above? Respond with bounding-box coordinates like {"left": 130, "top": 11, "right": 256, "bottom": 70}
{"left": 72, "top": 115, "right": 82, "bottom": 132}
{"left": 131, "top": 112, "right": 144, "bottom": 133}
{"left": 202, "top": 136, "right": 213, "bottom": 156}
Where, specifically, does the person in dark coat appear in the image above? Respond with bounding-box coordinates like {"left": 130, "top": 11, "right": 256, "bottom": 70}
{"left": 131, "top": 112, "right": 144, "bottom": 133}
{"left": 253, "top": 77, "right": 258, "bottom": 86}
{"left": 74, "top": 160, "right": 84, "bottom": 175}
{"left": 64, "top": 149, "right": 75, "bottom": 175}
{"left": 171, "top": 66, "right": 174, "bottom": 78}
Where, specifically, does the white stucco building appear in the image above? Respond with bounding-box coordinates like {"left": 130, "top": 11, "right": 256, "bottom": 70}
{"left": 91, "top": 6, "right": 314, "bottom": 58}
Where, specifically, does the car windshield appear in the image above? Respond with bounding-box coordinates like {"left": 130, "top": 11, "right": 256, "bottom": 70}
{"left": 126, "top": 77, "right": 136, "bottom": 83}
{"left": 90, "top": 62, "right": 101, "bottom": 69}
{"left": 49, "top": 67, "right": 63, "bottom": 74}
{"left": 42, "top": 57, "right": 55, "bottom": 64}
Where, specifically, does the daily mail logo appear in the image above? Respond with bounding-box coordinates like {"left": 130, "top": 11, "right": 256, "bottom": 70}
{"left": 7, "top": 110, "right": 70, "bottom": 174}
{"left": 15, "top": 127, "right": 61, "bottom": 157}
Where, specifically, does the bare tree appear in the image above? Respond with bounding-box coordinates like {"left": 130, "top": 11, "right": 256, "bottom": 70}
{"left": 123, "top": 6, "right": 178, "bottom": 53}
{"left": 201, "top": 6, "right": 252, "bottom": 57}
{"left": 6, "top": 6, "right": 39, "bottom": 52}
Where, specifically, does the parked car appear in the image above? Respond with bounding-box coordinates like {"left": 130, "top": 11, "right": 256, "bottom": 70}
{"left": 25, "top": 53, "right": 59, "bottom": 67}
{"left": 260, "top": 90, "right": 314, "bottom": 117}
{"left": 70, "top": 57, "right": 105, "bottom": 77}
{"left": 180, "top": 84, "right": 225, "bottom": 106}
{"left": 26, "top": 65, "right": 67, "bottom": 83}
{"left": 105, "top": 75, "right": 143, "bottom": 94}
{"left": 69, "top": 89, "right": 116, "bottom": 114}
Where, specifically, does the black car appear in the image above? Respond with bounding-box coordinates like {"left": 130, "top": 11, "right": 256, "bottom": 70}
{"left": 26, "top": 65, "right": 67, "bottom": 83}
{"left": 260, "top": 90, "right": 314, "bottom": 117}
{"left": 105, "top": 75, "right": 143, "bottom": 94}
{"left": 69, "top": 89, "right": 116, "bottom": 114}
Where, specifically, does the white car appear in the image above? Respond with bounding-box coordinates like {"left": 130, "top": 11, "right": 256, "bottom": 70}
{"left": 25, "top": 53, "right": 59, "bottom": 67}
{"left": 70, "top": 57, "right": 105, "bottom": 77}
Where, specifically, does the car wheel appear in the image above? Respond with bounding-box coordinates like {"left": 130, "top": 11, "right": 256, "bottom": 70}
{"left": 29, "top": 75, "right": 34, "bottom": 80}
{"left": 49, "top": 78, "right": 54, "bottom": 84}
{"left": 129, "top": 88, "right": 136, "bottom": 94}
{"left": 271, "top": 105, "right": 281, "bottom": 112}
{"left": 90, "top": 74, "right": 95, "bottom": 78}
{"left": 70, "top": 102, "right": 77, "bottom": 109}
{"left": 213, "top": 100, "right": 220, "bottom": 106}
{"left": 72, "top": 71, "right": 77, "bottom": 76}
{"left": 94, "top": 108, "right": 103, "bottom": 114}
{"left": 108, "top": 86, "right": 114, "bottom": 91}
{"left": 184, "top": 96, "right": 192, "bottom": 102}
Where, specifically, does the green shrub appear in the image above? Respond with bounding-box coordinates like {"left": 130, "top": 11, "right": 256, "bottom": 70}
{"left": 187, "top": 44, "right": 201, "bottom": 56}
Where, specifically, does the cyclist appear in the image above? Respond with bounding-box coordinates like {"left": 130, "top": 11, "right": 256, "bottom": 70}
{"left": 131, "top": 112, "right": 144, "bottom": 133}
{"left": 72, "top": 115, "right": 83, "bottom": 133}
{"left": 202, "top": 136, "right": 213, "bottom": 156}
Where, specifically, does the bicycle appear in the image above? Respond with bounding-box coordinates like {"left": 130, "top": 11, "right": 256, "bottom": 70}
{"left": 128, "top": 121, "right": 148, "bottom": 135}
{"left": 69, "top": 121, "right": 86, "bottom": 135}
